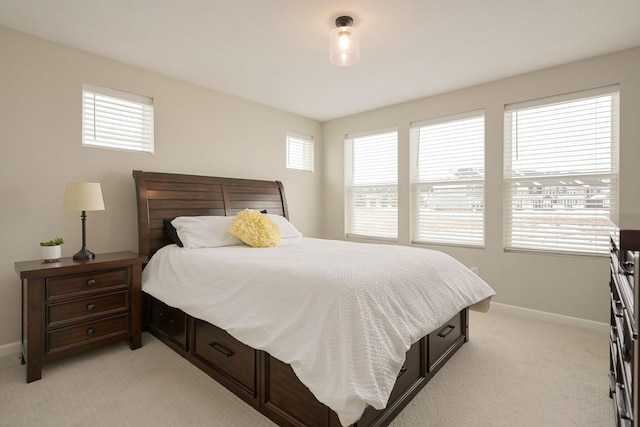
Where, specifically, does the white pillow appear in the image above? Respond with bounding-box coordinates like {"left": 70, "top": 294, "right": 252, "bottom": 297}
{"left": 171, "top": 216, "right": 243, "bottom": 248}
{"left": 267, "top": 214, "right": 303, "bottom": 239}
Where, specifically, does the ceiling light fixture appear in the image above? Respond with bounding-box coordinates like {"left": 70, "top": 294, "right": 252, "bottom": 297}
{"left": 329, "top": 16, "right": 360, "bottom": 66}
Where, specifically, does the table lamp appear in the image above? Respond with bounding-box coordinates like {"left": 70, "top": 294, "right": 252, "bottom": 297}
{"left": 63, "top": 182, "right": 105, "bottom": 260}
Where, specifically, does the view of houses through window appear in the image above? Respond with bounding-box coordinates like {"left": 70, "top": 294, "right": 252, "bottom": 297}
{"left": 411, "top": 112, "right": 485, "bottom": 246}
{"left": 344, "top": 86, "right": 618, "bottom": 256}
{"left": 504, "top": 86, "right": 619, "bottom": 254}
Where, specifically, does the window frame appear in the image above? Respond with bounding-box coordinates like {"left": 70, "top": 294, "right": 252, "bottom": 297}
{"left": 82, "top": 83, "right": 154, "bottom": 154}
{"left": 410, "top": 110, "right": 486, "bottom": 247}
{"left": 345, "top": 128, "right": 399, "bottom": 241}
{"left": 286, "top": 132, "right": 314, "bottom": 172}
{"left": 503, "top": 85, "right": 619, "bottom": 256}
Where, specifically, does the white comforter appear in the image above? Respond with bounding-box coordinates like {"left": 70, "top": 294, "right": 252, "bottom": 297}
{"left": 142, "top": 237, "right": 495, "bottom": 426}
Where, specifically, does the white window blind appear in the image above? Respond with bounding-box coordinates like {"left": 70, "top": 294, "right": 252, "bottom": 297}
{"left": 504, "top": 86, "right": 619, "bottom": 255}
{"left": 82, "top": 83, "right": 154, "bottom": 153}
{"left": 286, "top": 133, "right": 314, "bottom": 171}
{"left": 345, "top": 130, "right": 398, "bottom": 240}
{"left": 411, "top": 111, "right": 485, "bottom": 246}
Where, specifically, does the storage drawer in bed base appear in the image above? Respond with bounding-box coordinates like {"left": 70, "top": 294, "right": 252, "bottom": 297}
{"left": 147, "top": 297, "right": 188, "bottom": 351}
{"left": 192, "top": 319, "right": 257, "bottom": 395}
{"left": 144, "top": 293, "right": 469, "bottom": 427}
{"left": 428, "top": 313, "right": 465, "bottom": 372}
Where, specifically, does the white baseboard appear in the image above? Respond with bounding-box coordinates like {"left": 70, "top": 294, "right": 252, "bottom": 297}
{"left": 0, "top": 341, "right": 21, "bottom": 359}
{"left": 489, "top": 302, "right": 609, "bottom": 334}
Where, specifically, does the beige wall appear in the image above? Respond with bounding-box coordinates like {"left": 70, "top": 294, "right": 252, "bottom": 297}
{"left": 0, "top": 27, "right": 323, "bottom": 348}
{"left": 323, "top": 47, "right": 640, "bottom": 324}
{"left": 2, "top": 25, "right": 638, "bottom": 350}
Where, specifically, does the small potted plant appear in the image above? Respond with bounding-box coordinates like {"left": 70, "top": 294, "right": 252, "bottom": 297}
{"left": 40, "top": 237, "right": 64, "bottom": 263}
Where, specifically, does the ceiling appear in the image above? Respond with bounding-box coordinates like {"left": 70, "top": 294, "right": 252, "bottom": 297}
{"left": 1, "top": 1, "right": 640, "bottom": 122}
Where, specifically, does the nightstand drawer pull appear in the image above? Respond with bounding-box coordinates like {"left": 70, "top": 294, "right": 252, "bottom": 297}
{"left": 87, "top": 328, "right": 95, "bottom": 336}
{"left": 87, "top": 304, "right": 96, "bottom": 311}
{"left": 209, "top": 341, "right": 234, "bottom": 357}
{"left": 438, "top": 325, "right": 456, "bottom": 338}
{"left": 87, "top": 279, "right": 96, "bottom": 286}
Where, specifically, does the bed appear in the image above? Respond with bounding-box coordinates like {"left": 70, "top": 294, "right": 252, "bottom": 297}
{"left": 133, "top": 170, "right": 494, "bottom": 427}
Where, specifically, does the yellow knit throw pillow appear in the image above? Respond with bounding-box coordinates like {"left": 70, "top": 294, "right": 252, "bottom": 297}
{"left": 228, "top": 209, "right": 281, "bottom": 248}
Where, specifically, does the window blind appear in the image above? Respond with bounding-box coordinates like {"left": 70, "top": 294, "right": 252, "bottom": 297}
{"left": 504, "top": 86, "right": 619, "bottom": 254}
{"left": 82, "top": 83, "right": 154, "bottom": 153}
{"left": 411, "top": 111, "right": 485, "bottom": 246}
{"left": 286, "top": 133, "right": 314, "bottom": 171}
{"left": 345, "top": 130, "right": 398, "bottom": 240}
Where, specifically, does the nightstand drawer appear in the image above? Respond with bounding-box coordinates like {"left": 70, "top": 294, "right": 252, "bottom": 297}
{"left": 47, "top": 291, "right": 128, "bottom": 327}
{"left": 46, "top": 269, "right": 129, "bottom": 300}
{"left": 46, "top": 314, "right": 129, "bottom": 353}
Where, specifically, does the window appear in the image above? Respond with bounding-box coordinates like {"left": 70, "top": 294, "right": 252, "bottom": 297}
{"left": 504, "top": 86, "right": 619, "bottom": 254}
{"left": 345, "top": 129, "right": 398, "bottom": 240}
{"left": 411, "top": 111, "right": 485, "bottom": 246}
{"left": 82, "top": 83, "right": 154, "bottom": 153}
{"left": 286, "top": 132, "right": 314, "bottom": 171}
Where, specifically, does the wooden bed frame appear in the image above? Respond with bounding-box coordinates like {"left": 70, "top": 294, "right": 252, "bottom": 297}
{"left": 133, "top": 170, "right": 469, "bottom": 427}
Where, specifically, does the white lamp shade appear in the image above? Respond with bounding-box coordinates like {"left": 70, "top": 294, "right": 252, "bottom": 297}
{"left": 329, "top": 25, "right": 360, "bottom": 66}
{"left": 63, "top": 182, "right": 105, "bottom": 211}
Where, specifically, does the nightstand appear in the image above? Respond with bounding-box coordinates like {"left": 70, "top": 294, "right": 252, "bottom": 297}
{"left": 15, "top": 251, "right": 147, "bottom": 383}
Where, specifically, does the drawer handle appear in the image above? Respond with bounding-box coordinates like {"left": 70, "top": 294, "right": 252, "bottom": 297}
{"left": 619, "top": 387, "right": 632, "bottom": 421}
{"left": 87, "top": 304, "right": 96, "bottom": 311}
{"left": 623, "top": 343, "right": 633, "bottom": 362}
{"left": 397, "top": 367, "right": 407, "bottom": 379}
{"left": 438, "top": 325, "right": 456, "bottom": 338}
{"left": 621, "top": 261, "right": 635, "bottom": 275}
{"left": 613, "top": 300, "right": 625, "bottom": 318}
{"left": 609, "top": 371, "right": 616, "bottom": 393}
{"left": 87, "top": 279, "right": 96, "bottom": 286}
{"left": 209, "top": 342, "right": 234, "bottom": 357}
{"left": 87, "top": 328, "right": 95, "bottom": 336}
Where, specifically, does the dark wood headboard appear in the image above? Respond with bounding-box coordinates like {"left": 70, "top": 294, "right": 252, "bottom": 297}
{"left": 132, "top": 170, "right": 289, "bottom": 258}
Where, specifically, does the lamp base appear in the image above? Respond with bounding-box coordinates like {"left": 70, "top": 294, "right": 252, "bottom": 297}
{"left": 72, "top": 247, "right": 95, "bottom": 260}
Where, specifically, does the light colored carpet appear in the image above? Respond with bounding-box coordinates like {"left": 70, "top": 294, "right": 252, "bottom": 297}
{"left": 0, "top": 309, "right": 613, "bottom": 427}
